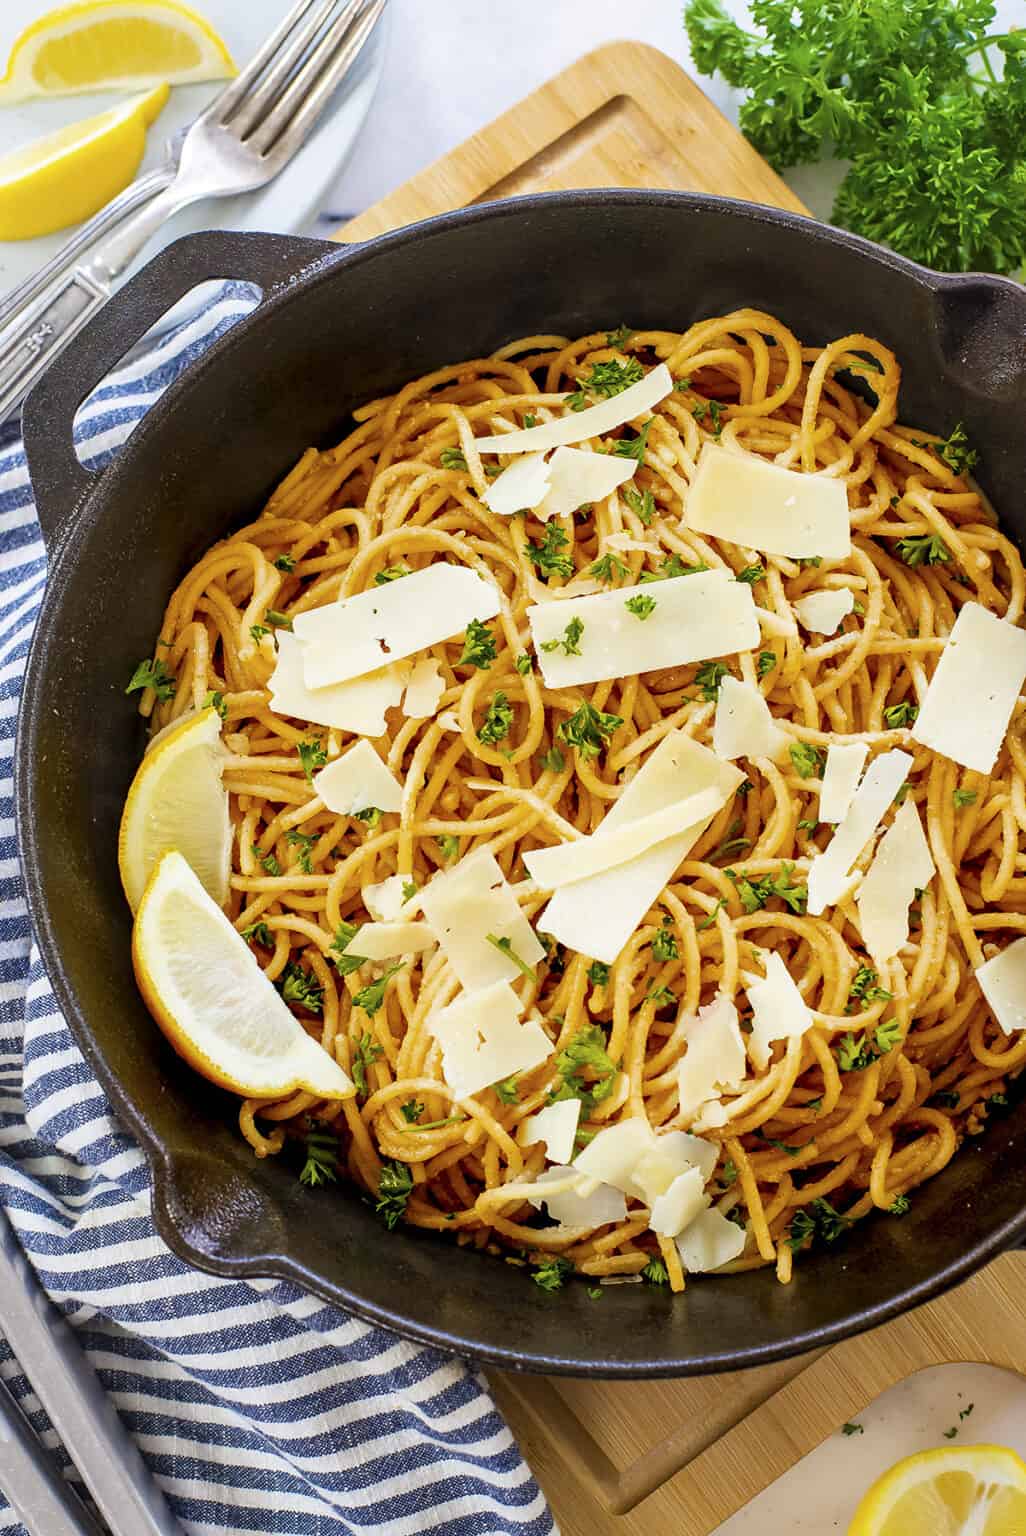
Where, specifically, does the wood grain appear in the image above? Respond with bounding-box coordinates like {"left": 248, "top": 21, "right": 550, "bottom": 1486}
{"left": 334, "top": 40, "right": 1022, "bottom": 1536}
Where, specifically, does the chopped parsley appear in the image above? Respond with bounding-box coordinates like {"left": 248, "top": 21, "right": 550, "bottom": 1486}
{"left": 353, "top": 962, "right": 403, "bottom": 1017}
{"left": 953, "top": 787, "right": 977, "bottom": 808}
{"left": 297, "top": 738, "right": 327, "bottom": 782}
{"left": 241, "top": 921, "right": 271, "bottom": 947}
{"left": 401, "top": 879, "right": 418, "bottom": 903}
{"left": 526, "top": 522, "right": 574, "bottom": 580}
{"left": 936, "top": 422, "right": 978, "bottom": 477}
{"left": 896, "top": 533, "right": 951, "bottom": 567}
{"left": 698, "top": 897, "right": 727, "bottom": 930}
{"left": 787, "top": 1197, "right": 851, "bottom": 1252}
{"left": 351, "top": 1031, "right": 384, "bottom": 1097}
{"left": 459, "top": 618, "right": 497, "bottom": 669}
{"left": 436, "top": 834, "right": 460, "bottom": 861}
{"left": 932, "top": 1089, "right": 961, "bottom": 1109}
{"left": 590, "top": 552, "right": 631, "bottom": 583}
{"left": 273, "top": 553, "right": 296, "bottom": 573}
{"left": 249, "top": 624, "right": 271, "bottom": 644}
{"left": 651, "top": 925, "right": 679, "bottom": 961}
{"left": 477, "top": 691, "right": 514, "bottom": 746}
{"left": 847, "top": 966, "right": 893, "bottom": 1012}
{"left": 889, "top": 1194, "right": 911, "bottom": 1216}
{"left": 265, "top": 609, "right": 293, "bottom": 629}
{"left": 485, "top": 933, "right": 537, "bottom": 980}
{"left": 203, "top": 688, "right": 228, "bottom": 720}
{"left": 515, "top": 652, "right": 533, "bottom": 674}
{"left": 623, "top": 486, "right": 656, "bottom": 526}
{"left": 642, "top": 1257, "right": 669, "bottom": 1285}
{"left": 695, "top": 660, "right": 729, "bottom": 700}
{"left": 532, "top": 1256, "right": 573, "bottom": 1291}
{"left": 587, "top": 961, "right": 610, "bottom": 987}
{"left": 557, "top": 700, "right": 623, "bottom": 759}
{"left": 757, "top": 649, "right": 777, "bottom": 677}
{"left": 286, "top": 829, "right": 318, "bottom": 873}
{"left": 354, "top": 806, "right": 381, "bottom": 830}
{"left": 726, "top": 862, "right": 807, "bottom": 914}
{"left": 789, "top": 741, "right": 825, "bottom": 779}
{"left": 943, "top": 1426, "right": 959, "bottom": 1440}
{"left": 625, "top": 593, "right": 657, "bottom": 620}
{"left": 126, "top": 658, "right": 176, "bottom": 702}
{"left": 883, "top": 700, "right": 919, "bottom": 728}
{"left": 710, "top": 817, "right": 751, "bottom": 862}
{"left": 494, "top": 1076, "right": 520, "bottom": 1105}
{"left": 539, "top": 745, "right": 566, "bottom": 773}
{"left": 612, "top": 419, "right": 653, "bottom": 462}
{"left": 299, "top": 1126, "right": 337, "bottom": 1187}
{"left": 376, "top": 1159, "right": 413, "bottom": 1228}
{"left": 374, "top": 565, "right": 411, "bottom": 586}
{"left": 541, "top": 616, "right": 584, "bottom": 656}
{"left": 841, "top": 1422, "right": 864, "bottom": 1438}
{"left": 835, "top": 1019, "right": 901, "bottom": 1072}
{"left": 251, "top": 842, "right": 281, "bottom": 877}
{"left": 440, "top": 447, "right": 468, "bottom": 472}
{"left": 646, "top": 981, "right": 676, "bottom": 1008}
{"left": 549, "top": 1025, "right": 617, "bottom": 1114}
{"left": 278, "top": 961, "right": 324, "bottom": 1014}
{"left": 691, "top": 398, "right": 725, "bottom": 434}
{"left": 401, "top": 1100, "right": 424, "bottom": 1124}
{"left": 640, "top": 553, "right": 709, "bottom": 583}
{"left": 736, "top": 563, "right": 765, "bottom": 584}
{"left": 606, "top": 323, "right": 634, "bottom": 348}
{"left": 720, "top": 1159, "right": 738, "bottom": 1187}
{"left": 568, "top": 357, "right": 644, "bottom": 409}
{"left": 329, "top": 921, "right": 367, "bottom": 976}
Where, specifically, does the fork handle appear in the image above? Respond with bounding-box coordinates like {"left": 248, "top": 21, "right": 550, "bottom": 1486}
{"left": 0, "top": 270, "right": 112, "bottom": 430}
{"left": 0, "top": 1373, "right": 105, "bottom": 1536}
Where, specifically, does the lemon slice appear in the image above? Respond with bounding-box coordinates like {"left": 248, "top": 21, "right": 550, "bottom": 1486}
{"left": 134, "top": 851, "right": 354, "bottom": 1100}
{"left": 0, "top": 0, "right": 235, "bottom": 102}
{"left": 848, "top": 1445, "right": 1026, "bottom": 1536}
{"left": 119, "top": 704, "right": 231, "bottom": 914}
{"left": 0, "top": 81, "right": 168, "bottom": 240}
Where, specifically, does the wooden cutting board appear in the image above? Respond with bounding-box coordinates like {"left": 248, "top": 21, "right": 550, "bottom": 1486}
{"left": 334, "top": 41, "right": 1026, "bottom": 1535}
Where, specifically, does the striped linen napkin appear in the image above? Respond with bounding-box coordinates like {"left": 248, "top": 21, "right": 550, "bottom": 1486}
{"left": 0, "top": 283, "right": 555, "bottom": 1536}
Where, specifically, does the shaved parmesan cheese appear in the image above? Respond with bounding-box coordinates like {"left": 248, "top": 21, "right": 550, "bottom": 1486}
{"left": 606, "top": 532, "right": 661, "bottom": 554}
{"left": 807, "top": 749, "right": 912, "bottom": 915}
{"left": 976, "top": 937, "right": 1026, "bottom": 1035}
{"left": 633, "top": 1131, "right": 718, "bottom": 1200}
{"left": 649, "top": 1167, "right": 709, "bottom": 1238}
{"left": 437, "top": 709, "right": 462, "bottom": 732}
{"left": 747, "top": 952, "right": 813, "bottom": 1071}
{"left": 342, "top": 921, "right": 436, "bottom": 961}
{"left": 313, "top": 739, "right": 403, "bottom": 816}
{"left": 269, "top": 633, "right": 407, "bottom": 737}
{"left": 428, "top": 980, "right": 551, "bottom": 1098}
{"left": 912, "top": 601, "right": 1026, "bottom": 774}
{"left": 522, "top": 785, "right": 727, "bottom": 890}
{"left": 419, "top": 847, "right": 545, "bottom": 991}
{"left": 521, "top": 1099, "right": 580, "bottom": 1163}
{"left": 534, "top": 446, "right": 636, "bottom": 522}
{"left": 676, "top": 1208, "right": 747, "bottom": 1273}
{"left": 572, "top": 1117, "right": 655, "bottom": 1195}
{"left": 819, "top": 742, "right": 868, "bottom": 823}
{"left": 482, "top": 451, "right": 550, "bottom": 515}
{"left": 402, "top": 658, "right": 445, "bottom": 719}
{"left": 540, "top": 734, "right": 743, "bottom": 964}
{"left": 294, "top": 565, "right": 501, "bottom": 690}
{"left": 527, "top": 569, "right": 759, "bottom": 689}
{"left": 792, "top": 587, "right": 855, "bottom": 635}
{"left": 528, "top": 1167, "right": 628, "bottom": 1229}
{"left": 678, "top": 995, "right": 747, "bottom": 1120}
{"left": 712, "top": 675, "right": 789, "bottom": 762}
{"left": 474, "top": 365, "right": 673, "bottom": 456}
{"left": 685, "top": 442, "right": 851, "bottom": 560}
{"left": 363, "top": 875, "right": 419, "bottom": 923}
{"left": 857, "top": 799, "right": 935, "bottom": 968}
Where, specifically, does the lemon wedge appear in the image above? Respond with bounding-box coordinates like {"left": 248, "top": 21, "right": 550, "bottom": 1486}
{"left": 119, "top": 704, "right": 231, "bottom": 914}
{"left": 133, "top": 851, "right": 354, "bottom": 1100}
{"left": 848, "top": 1445, "right": 1026, "bottom": 1536}
{"left": 0, "top": 81, "right": 168, "bottom": 240}
{"left": 0, "top": 0, "right": 235, "bottom": 102}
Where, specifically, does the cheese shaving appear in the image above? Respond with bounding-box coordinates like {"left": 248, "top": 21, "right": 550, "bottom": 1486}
{"left": 481, "top": 451, "right": 550, "bottom": 515}
{"left": 712, "top": 675, "right": 789, "bottom": 762}
{"left": 312, "top": 739, "right": 403, "bottom": 816}
{"left": 427, "top": 981, "right": 552, "bottom": 1099}
{"left": 521, "top": 1099, "right": 581, "bottom": 1164}
{"left": 857, "top": 799, "right": 935, "bottom": 967}
{"left": 473, "top": 365, "right": 673, "bottom": 455}
{"left": 534, "top": 446, "right": 636, "bottom": 522}
{"left": 912, "top": 601, "right": 1026, "bottom": 774}
{"left": 807, "top": 749, "right": 912, "bottom": 914}
{"left": 268, "top": 633, "right": 408, "bottom": 737}
{"left": 341, "top": 922, "right": 436, "bottom": 961}
{"left": 792, "top": 588, "right": 855, "bottom": 635}
{"left": 402, "top": 658, "right": 445, "bottom": 719}
{"left": 678, "top": 995, "right": 747, "bottom": 1121}
{"left": 976, "top": 937, "right": 1026, "bottom": 1036}
{"left": 685, "top": 442, "right": 851, "bottom": 559}
{"left": 675, "top": 1208, "right": 747, "bottom": 1273}
{"left": 747, "top": 952, "right": 813, "bottom": 1071}
{"left": 819, "top": 742, "right": 868, "bottom": 823}
{"left": 522, "top": 785, "right": 727, "bottom": 890}
{"left": 419, "top": 847, "right": 545, "bottom": 991}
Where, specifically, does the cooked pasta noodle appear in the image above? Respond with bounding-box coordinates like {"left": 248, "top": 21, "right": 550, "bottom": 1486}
{"left": 130, "top": 310, "right": 1026, "bottom": 1291}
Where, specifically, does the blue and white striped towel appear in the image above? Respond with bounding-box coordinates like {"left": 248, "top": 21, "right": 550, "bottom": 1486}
{"left": 0, "top": 285, "right": 555, "bottom": 1536}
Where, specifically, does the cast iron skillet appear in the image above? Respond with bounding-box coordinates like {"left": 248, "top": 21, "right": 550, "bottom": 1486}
{"left": 15, "top": 191, "right": 1026, "bottom": 1376}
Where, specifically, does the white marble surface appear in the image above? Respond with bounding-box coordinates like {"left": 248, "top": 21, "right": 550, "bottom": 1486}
{"left": 720, "top": 1362, "right": 1026, "bottom": 1532}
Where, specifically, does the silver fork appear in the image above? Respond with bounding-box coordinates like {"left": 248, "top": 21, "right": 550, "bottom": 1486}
{"left": 0, "top": 0, "right": 385, "bottom": 426}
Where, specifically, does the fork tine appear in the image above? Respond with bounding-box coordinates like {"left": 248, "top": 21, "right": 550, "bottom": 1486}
{"left": 204, "top": 0, "right": 324, "bottom": 128}
{"left": 246, "top": 0, "right": 384, "bottom": 158}
{"left": 264, "top": 0, "right": 386, "bottom": 159}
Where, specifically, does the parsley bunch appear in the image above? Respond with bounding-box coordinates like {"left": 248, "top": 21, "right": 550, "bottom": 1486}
{"left": 684, "top": 0, "right": 1026, "bottom": 275}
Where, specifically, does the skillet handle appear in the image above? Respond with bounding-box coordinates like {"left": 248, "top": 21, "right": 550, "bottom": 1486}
{"left": 21, "top": 229, "right": 340, "bottom": 552}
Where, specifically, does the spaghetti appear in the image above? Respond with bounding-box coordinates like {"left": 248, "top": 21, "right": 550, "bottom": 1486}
{"left": 130, "top": 309, "right": 1026, "bottom": 1291}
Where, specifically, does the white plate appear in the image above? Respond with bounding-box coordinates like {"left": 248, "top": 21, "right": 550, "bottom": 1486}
{"left": 0, "top": 0, "right": 387, "bottom": 297}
